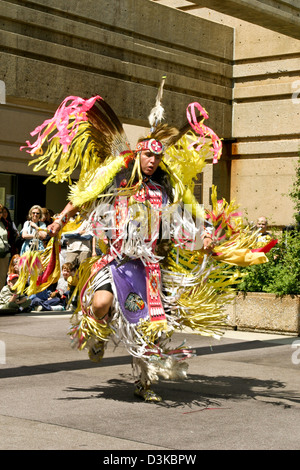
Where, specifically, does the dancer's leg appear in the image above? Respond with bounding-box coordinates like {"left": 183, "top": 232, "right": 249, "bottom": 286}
{"left": 88, "top": 288, "right": 114, "bottom": 362}
{"left": 92, "top": 289, "right": 113, "bottom": 320}
{"left": 133, "top": 357, "right": 162, "bottom": 403}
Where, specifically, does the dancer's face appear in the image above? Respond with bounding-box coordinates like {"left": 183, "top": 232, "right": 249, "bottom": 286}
{"left": 140, "top": 150, "right": 162, "bottom": 176}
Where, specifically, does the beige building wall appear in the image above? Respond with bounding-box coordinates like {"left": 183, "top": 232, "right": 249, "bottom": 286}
{"left": 0, "top": 0, "right": 233, "bottom": 219}
{"left": 2, "top": 0, "right": 298, "bottom": 227}
{"left": 232, "top": 18, "right": 300, "bottom": 227}
{"left": 153, "top": 2, "right": 300, "bottom": 227}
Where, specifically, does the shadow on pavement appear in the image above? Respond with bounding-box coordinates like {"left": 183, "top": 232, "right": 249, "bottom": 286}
{"left": 0, "top": 355, "right": 131, "bottom": 379}
{"left": 57, "top": 373, "right": 300, "bottom": 410}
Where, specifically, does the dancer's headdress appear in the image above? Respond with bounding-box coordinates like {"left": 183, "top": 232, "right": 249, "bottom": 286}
{"left": 134, "top": 76, "right": 179, "bottom": 158}
{"left": 20, "top": 77, "right": 222, "bottom": 209}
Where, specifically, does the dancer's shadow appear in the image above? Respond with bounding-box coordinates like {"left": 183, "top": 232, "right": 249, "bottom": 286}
{"left": 59, "top": 373, "right": 300, "bottom": 409}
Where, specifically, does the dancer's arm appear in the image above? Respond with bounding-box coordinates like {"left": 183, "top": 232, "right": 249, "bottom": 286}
{"left": 47, "top": 202, "right": 79, "bottom": 237}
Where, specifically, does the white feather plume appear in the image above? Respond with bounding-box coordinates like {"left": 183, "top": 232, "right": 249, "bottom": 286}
{"left": 148, "top": 76, "right": 166, "bottom": 130}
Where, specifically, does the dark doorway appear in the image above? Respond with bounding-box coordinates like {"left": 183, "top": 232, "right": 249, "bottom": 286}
{"left": 15, "top": 174, "right": 46, "bottom": 227}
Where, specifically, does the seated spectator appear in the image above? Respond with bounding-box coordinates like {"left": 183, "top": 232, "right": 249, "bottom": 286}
{"left": 30, "top": 262, "right": 73, "bottom": 312}
{"left": 0, "top": 273, "right": 31, "bottom": 313}
{"left": 57, "top": 262, "right": 74, "bottom": 295}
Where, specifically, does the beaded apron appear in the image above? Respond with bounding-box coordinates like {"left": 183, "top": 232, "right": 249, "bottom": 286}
{"left": 90, "top": 180, "right": 166, "bottom": 325}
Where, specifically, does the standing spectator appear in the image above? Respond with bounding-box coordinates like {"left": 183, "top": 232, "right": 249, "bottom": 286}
{"left": 63, "top": 220, "right": 93, "bottom": 269}
{"left": 20, "top": 205, "right": 48, "bottom": 255}
{"left": 48, "top": 209, "right": 54, "bottom": 223}
{"left": 41, "top": 207, "right": 50, "bottom": 225}
{"left": 0, "top": 204, "right": 10, "bottom": 289}
{"left": 41, "top": 207, "right": 54, "bottom": 226}
{"left": 2, "top": 206, "right": 18, "bottom": 234}
{"left": 1, "top": 206, "right": 19, "bottom": 256}
{"left": 256, "top": 216, "right": 272, "bottom": 245}
{"left": 41, "top": 207, "right": 54, "bottom": 247}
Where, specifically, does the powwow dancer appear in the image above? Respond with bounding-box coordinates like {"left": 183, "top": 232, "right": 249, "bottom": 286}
{"left": 17, "top": 79, "right": 273, "bottom": 402}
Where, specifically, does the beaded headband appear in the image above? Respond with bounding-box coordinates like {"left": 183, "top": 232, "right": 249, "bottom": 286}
{"left": 135, "top": 138, "right": 164, "bottom": 155}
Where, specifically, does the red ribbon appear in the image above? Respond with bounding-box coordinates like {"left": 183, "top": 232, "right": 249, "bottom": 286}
{"left": 251, "top": 239, "right": 278, "bottom": 253}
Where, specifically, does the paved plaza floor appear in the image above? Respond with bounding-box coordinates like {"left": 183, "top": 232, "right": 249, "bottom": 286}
{"left": 0, "top": 310, "right": 299, "bottom": 451}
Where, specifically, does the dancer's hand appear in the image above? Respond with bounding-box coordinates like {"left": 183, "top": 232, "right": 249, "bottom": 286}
{"left": 203, "top": 236, "right": 214, "bottom": 253}
{"left": 47, "top": 221, "right": 61, "bottom": 237}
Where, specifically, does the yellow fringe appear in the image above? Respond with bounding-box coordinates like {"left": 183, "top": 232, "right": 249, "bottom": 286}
{"left": 67, "top": 255, "right": 101, "bottom": 312}
{"left": 30, "top": 121, "right": 111, "bottom": 185}
{"left": 176, "top": 282, "right": 231, "bottom": 337}
{"left": 213, "top": 228, "right": 269, "bottom": 266}
{"left": 136, "top": 319, "right": 170, "bottom": 344}
{"left": 70, "top": 314, "right": 114, "bottom": 350}
{"left": 165, "top": 132, "right": 208, "bottom": 190}
{"left": 213, "top": 247, "right": 268, "bottom": 267}
{"left": 69, "top": 155, "right": 126, "bottom": 207}
{"left": 208, "top": 185, "right": 244, "bottom": 237}
{"left": 13, "top": 251, "right": 43, "bottom": 294}
{"left": 13, "top": 237, "right": 61, "bottom": 296}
